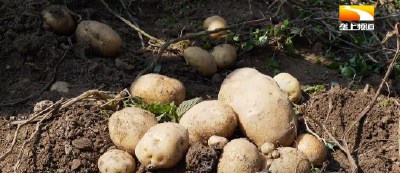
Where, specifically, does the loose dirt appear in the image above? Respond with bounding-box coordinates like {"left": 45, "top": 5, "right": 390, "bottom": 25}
{"left": 0, "top": 0, "right": 399, "bottom": 173}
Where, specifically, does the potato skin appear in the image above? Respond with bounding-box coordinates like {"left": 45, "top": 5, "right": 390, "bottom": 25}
{"left": 183, "top": 47, "right": 217, "bottom": 76}
{"left": 179, "top": 100, "right": 237, "bottom": 145}
{"left": 97, "top": 149, "right": 136, "bottom": 173}
{"left": 75, "top": 20, "right": 122, "bottom": 57}
{"left": 218, "top": 68, "right": 297, "bottom": 148}
{"left": 108, "top": 107, "right": 158, "bottom": 154}
{"left": 210, "top": 44, "right": 237, "bottom": 68}
{"left": 217, "top": 138, "right": 262, "bottom": 173}
{"left": 130, "top": 73, "right": 186, "bottom": 105}
{"left": 269, "top": 147, "right": 311, "bottom": 173}
{"left": 135, "top": 122, "right": 190, "bottom": 170}
{"left": 203, "top": 15, "right": 227, "bottom": 40}
{"left": 273, "top": 72, "right": 302, "bottom": 104}
{"left": 42, "top": 5, "right": 76, "bottom": 36}
{"left": 292, "top": 133, "right": 327, "bottom": 165}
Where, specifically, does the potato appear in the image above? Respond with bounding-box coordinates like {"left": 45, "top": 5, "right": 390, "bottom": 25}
{"left": 261, "top": 142, "right": 275, "bottom": 155}
{"left": 180, "top": 100, "right": 237, "bottom": 145}
{"left": 108, "top": 107, "right": 158, "bottom": 154}
{"left": 269, "top": 147, "right": 311, "bottom": 173}
{"left": 210, "top": 44, "right": 237, "bottom": 68}
{"left": 135, "top": 122, "right": 190, "bottom": 170}
{"left": 218, "top": 68, "right": 297, "bottom": 148}
{"left": 183, "top": 46, "right": 217, "bottom": 76}
{"left": 75, "top": 20, "right": 122, "bottom": 57}
{"left": 130, "top": 73, "right": 186, "bottom": 105}
{"left": 292, "top": 133, "right": 327, "bottom": 165}
{"left": 273, "top": 72, "right": 302, "bottom": 104}
{"left": 203, "top": 15, "right": 227, "bottom": 40}
{"left": 97, "top": 149, "right": 136, "bottom": 173}
{"left": 208, "top": 135, "right": 229, "bottom": 150}
{"left": 42, "top": 5, "right": 76, "bottom": 36}
{"left": 217, "top": 138, "right": 262, "bottom": 173}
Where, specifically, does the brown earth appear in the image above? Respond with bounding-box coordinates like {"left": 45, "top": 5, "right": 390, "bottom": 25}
{"left": 0, "top": 0, "right": 399, "bottom": 173}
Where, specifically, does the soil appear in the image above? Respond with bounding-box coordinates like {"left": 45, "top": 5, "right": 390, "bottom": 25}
{"left": 0, "top": 0, "right": 399, "bottom": 173}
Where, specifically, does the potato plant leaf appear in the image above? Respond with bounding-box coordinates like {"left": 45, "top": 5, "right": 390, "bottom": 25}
{"left": 176, "top": 97, "right": 203, "bottom": 118}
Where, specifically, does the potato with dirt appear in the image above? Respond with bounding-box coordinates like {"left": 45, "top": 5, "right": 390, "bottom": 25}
{"left": 42, "top": 5, "right": 76, "bottom": 36}
{"left": 183, "top": 46, "right": 217, "bottom": 76}
{"left": 217, "top": 138, "right": 262, "bottom": 173}
{"left": 135, "top": 122, "right": 190, "bottom": 170}
{"left": 97, "top": 149, "right": 136, "bottom": 173}
{"left": 179, "top": 100, "right": 237, "bottom": 145}
{"left": 208, "top": 135, "right": 229, "bottom": 150}
{"left": 130, "top": 73, "right": 186, "bottom": 105}
{"left": 218, "top": 67, "right": 297, "bottom": 148}
{"left": 273, "top": 72, "right": 302, "bottom": 104}
{"left": 108, "top": 107, "right": 158, "bottom": 154}
{"left": 268, "top": 147, "right": 311, "bottom": 173}
{"left": 210, "top": 44, "right": 237, "bottom": 68}
{"left": 75, "top": 20, "right": 122, "bottom": 57}
{"left": 203, "top": 15, "right": 227, "bottom": 40}
{"left": 292, "top": 133, "right": 327, "bottom": 165}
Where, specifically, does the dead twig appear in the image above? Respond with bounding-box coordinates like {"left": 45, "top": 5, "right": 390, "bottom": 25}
{"left": 98, "top": 0, "right": 165, "bottom": 46}
{"left": 118, "top": 0, "right": 145, "bottom": 48}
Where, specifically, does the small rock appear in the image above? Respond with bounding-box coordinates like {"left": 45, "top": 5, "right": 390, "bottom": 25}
{"left": 57, "top": 168, "right": 65, "bottom": 173}
{"left": 72, "top": 138, "right": 93, "bottom": 150}
{"left": 71, "top": 159, "right": 81, "bottom": 171}
{"left": 381, "top": 116, "right": 390, "bottom": 124}
{"left": 34, "top": 100, "right": 54, "bottom": 113}
{"left": 212, "top": 74, "right": 223, "bottom": 84}
{"left": 65, "top": 143, "right": 73, "bottom": 155}
{"left": 50, "top": 81, "right": 70, "bottom": 93}
{"left": 9, "top": 116, "right": 16, "bottom": 121}
{"left": 5, "top": 65, "right": 11, "bottom": 69}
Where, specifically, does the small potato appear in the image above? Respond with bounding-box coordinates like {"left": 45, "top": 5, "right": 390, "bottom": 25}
{"left": 273, "top": 72, "right": 302, "bottom": 104}
{"left": 183, "top": 46, "right": 217, "bottom": 76}
{"left": 269, "top": 147, "right": 311, "bottom": 173}
{"left": 217, "top": 138, "right": 262, "bottom": 173}
{"left": 210, "top": 44, "right": 237, "bottom": 68}
{"left": 42, "top": 5, "right": 76, "bottom": 36}
{"left": 292, "top": 133, "right": 327, "bottom": 165}
{"left": 75, "top": 20, "right": 122, "bottom": 57}
{"left": 203, "top": 15, "right": 227, "bottom": 40}
{"left": 108, "top": 107, "right": 158, "bottom": 154}
{"left": 130, "top": 73, "right": 186, "bottom": 105}
{"left": 97, "top": 149, "right": 136, "bottom": 173}
{"left": 260, "top": 142, "right": 275, "bottom": 155}
{"left": 218, "top": 68, "right": 297, "bottom": 148}
{"left": 208, "top": 135, "right": 229, "bottom": 150}
{"left": 135, "top": 122, "right": 190, "bottom": 170}
{"left": 179, "top": 100, "right": 237, "bottom": 145}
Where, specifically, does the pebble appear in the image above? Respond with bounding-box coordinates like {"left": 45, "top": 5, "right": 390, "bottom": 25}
{"left": 71, "top": 159, "right": 81, "bottom": 171}
{"left": 64, "top": 143, "right": 72, "bottom": 155}
{"left": 212, "top": 73, "right": 223, "bottom": 84}
{"left": 72, "top": 138, "right": 93, "bottom": 150}
{"left": 50, "top": 81, "right": 70, "bottom": 93}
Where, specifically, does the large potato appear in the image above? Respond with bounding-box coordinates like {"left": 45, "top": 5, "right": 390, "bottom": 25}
{"left": 217, "top": 138, "right": 262, "bottom": 173}
{"left": 179, "top": 100, "right": 237, "bottom": 145}
{"left": 273, "top": 72, "right": 302, "bottom": 104}
{"left": 42, "top": 5, "right": 76, "bottom": 36}
{"left": 218, "top": 68, "right": 297, "bottom": 148}
{"left": 210, "top": 44, "right": 237, "bottom": 68}
{"left": 183, "top": 46, "right": 217, "bottom": 76}
{"left": 130, "top": 73, "right": 186, "bottom": 105}
{"left": 108, "top": 107, "right": 158, "bottom": 154}
{"left": 292, "top": 133, "right": 327, "bottom": 165}
{"left": 76, "top": 20, "right": 122, "bottom": 57}
{"left": 97, "top": 149, "right": 136, "bottom": 173}
{"left": 203, "top": 15, "right": 227, "bottom": 40}
{"left": 269, "top": 147, "right": 311, "bottom": 173}
{"left": 135, "top": 122, "right": 190, "bottom": 170}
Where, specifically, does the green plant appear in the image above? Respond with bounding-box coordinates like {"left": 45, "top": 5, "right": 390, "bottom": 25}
{"left": 339, "top": 53, "right": 384, "bottom": 80}
{"left": 159, "top": 16, "right": 176, "bottom": 26}
{"left": 379, "top": 100, "right": 393, "bottom": 107}
{"left": 304, "top": 85, "right": 325, "bottom": 94}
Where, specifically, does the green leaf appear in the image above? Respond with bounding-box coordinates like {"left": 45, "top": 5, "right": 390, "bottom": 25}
{"left": 285, "top": 38, "right": 295, "bottom": 57}
{"left": 202, "top": 43, "right": 211, "bottom": 50}
{"left": 258, "top": 35, "right": 268, "bottom": 45}
{"left": 268, "top": 59, "right": 280, "bottom": 70}
{"left": 176, "top": 97, "right": 203, "bottom": 118}
{"left": 244, "top": 41, "right": 254, "bottom": 51}
{"left": 340, "top": 66, "right": 355, "bottom": 79}
{"left": 353, "top": 37, "right": 364, "bottom": 45}
{"left": 327, "top": 62, "right": 340, "bottom": 69}
{"left": 153, "top": 65, "right": 162, "bottom": 73}
{"left": 326, "top": 141, "right": 336, "bottom": 152}
{"left": 233, "top": 35, "right": 240, "bottom": 42}
{"left": 360, "top": 65, "right": 369, "bottom": 76}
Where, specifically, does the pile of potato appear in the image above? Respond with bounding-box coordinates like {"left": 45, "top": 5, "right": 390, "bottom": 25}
{"left": 42, "top": 5, "right": 122, "bottom": 57}
{"left": 183, "top": 15, "right": 237, "bottom": 76}
{"left": 98, "top": 68, "right": 327, "bottom": 173}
